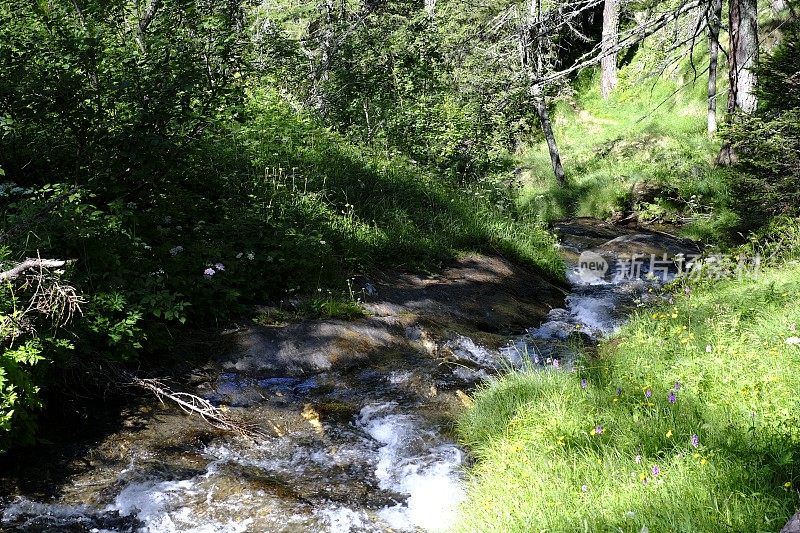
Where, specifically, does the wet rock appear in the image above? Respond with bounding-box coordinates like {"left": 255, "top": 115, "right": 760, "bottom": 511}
{"left": 782, "top": 513, "right": 800, "bottom": 533}
{"left": 597, "top": 232, "right": 698, "bottom": 258}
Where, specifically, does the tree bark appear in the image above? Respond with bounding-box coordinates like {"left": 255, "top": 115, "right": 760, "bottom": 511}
{"left": 135, "top": 0, "right": 162, "bottom": 54}
{"left": 719, "top": 0, "right": 759, "bottom": 164}
{"left": 728, "top": 0, "right": 759, "bottom": 114}
{"left": 310, "top": 0, "right": 336, "bottom": 113}
{"left": 0, "top": 259, "right": 66, "bottom": 282}
{"left": 600, "top": 0, "right": 620, "bottom": 99}
{"left": 533, "top": 85, "right": 567, "bottom": 185}
{"left": 424, "top": 0, "right": 436, "bottom": 17}
{"left": 518, "top": 0, "right": 567, "bottom": 185}
{"left": 707, "top": 0, "right": 722, "bottom": 135}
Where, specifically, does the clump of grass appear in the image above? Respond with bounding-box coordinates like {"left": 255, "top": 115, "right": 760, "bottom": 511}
{"left": 457, "top": 263, "right": 800, "bottom": 532}
{"left": 253, "top": 295, "right": 366, "bottom": 325}
{"left": 300, "top": 296, "right": 366, "bottom": 320}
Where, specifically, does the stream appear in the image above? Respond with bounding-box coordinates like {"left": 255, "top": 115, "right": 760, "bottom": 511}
{"left": 0, "top": 219, "right": 698, "bottom": 532}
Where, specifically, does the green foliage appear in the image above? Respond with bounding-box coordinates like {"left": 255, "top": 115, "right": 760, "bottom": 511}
{"left": 260, "top": 0, "right": 575, "bottom": 182}
{"left": 0, "top": 340, "right": 44, "bottom": 449}
{"left": 458, "top": 257, "right": 800, "bottom": 532}
{"left": 0, "top": 248, "right": 76, "bottom": 451}
{"left": 516, "top": 26, "right": 741, "bottom": 243}
{"left": 724, "top": 9, "right": 800, "bottom": 229}
{"left": 0, "top": 0, "right": 566, "bottom": 450}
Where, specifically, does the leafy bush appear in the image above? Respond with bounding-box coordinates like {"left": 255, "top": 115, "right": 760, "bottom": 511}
{"left": 726, "top": 15, "right": 800, "bottom": 227}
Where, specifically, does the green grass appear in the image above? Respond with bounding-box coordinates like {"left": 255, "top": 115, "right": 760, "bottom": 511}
{"left": 457, "top": 260, "right": 800, "bottom": 532}
{"left": 253, "top": 295, "right": 366, "bottom": 325}
{"left": 518, "top": 38, "right": 739, "bottom": 241}
{"left": 228, "top": 88, "right": 566, "bottom": 287}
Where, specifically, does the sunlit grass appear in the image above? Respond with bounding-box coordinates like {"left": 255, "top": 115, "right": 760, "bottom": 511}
{"left": 458, "top": 263, "right": 800, "bottom": 532}
{"left": 518, "top": 41, "right": 739, "bottom": 241}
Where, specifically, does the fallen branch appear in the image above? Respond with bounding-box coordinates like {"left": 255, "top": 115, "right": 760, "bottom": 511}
{"left": 128, "top": 374, "right": 271, "bottom": 440}
{"left": 0, "top": 258, "right": 66, "bottom": 282}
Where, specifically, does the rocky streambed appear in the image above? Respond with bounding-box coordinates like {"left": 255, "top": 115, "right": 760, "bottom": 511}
{"left": 0, "top": 219, "right": 698, "bottom": 532}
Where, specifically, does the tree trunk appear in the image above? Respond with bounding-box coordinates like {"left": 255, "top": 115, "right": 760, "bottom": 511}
{"left": 310, "top": 0, "right": 336, "bottom": 113}
{"left": 600, "top": 0, "right": 620, "bottom": 99}
{"left": 719, "top": 0, "right": 758, "bottom": 164}
{"left": 424, "top": 0, "right": 436, "bottom": 17}
{"left": 516, "top": 0, "right": 567, "bottom": 185}
{"left": 707, "top": 0, "right": 722, "bottom": 135}
{"left": 728, "top": 0, "right": 759, "bottom": 114}
{"left": 532, "top": 85, "right": 566, "bottom": 186}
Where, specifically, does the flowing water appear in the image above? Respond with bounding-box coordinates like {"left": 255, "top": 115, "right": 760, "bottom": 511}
{"left": 0, "top": 219, "right": 698, "bottom": 533}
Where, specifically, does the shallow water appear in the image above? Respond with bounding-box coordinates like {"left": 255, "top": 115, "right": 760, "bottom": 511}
{"left": 0, "top": 221, "right": 697, "bottom": 532}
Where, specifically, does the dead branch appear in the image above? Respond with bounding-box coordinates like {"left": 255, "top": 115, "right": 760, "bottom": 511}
{"left": 0, "top": 258, "right": 66, "bottom": 282}
{"left": 128, "top": 374, "right": 271, "bottom": 440}
{"left": 533, "top": 0, "right": 705, "bottom": 85}
{"left": 1, "top": 257, "right": 84, "bottom": 340}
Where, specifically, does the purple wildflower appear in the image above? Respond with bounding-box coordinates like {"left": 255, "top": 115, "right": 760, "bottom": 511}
{"left": 668, "top": 391, "right": 677, "bottom": 404}
{"left": 214, "top": 262, "right": 225, "bottom": 271}
{"left": 581, "top": 378, "right": 588, "bottom": 390}
{"left": 552, "top": 359, "right": 560, "bottom": 369}
{"left": 203, "top": 268, "right": 215, "bottom": 278}
{"left": 595, "top": 425, "right": 603, "bottom": 435}
{"left": 691, "top": 434, "right": 700, "bottom": 448}
{"left": 645, "top": 388, "right": 652, "bottom": 398}
{"left": 674, "top": 382, "right": 682, "bottom": 391}
{"left": 652, "top": 465, "right": 661, "bottom": 476}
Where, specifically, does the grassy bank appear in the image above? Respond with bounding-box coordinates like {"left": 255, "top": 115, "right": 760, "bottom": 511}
{"left": 0, "top": 87, "right": 565, "bottom": 450}
{"left": 457, "top": 226, "right": 800, "bottom": 531}
{"left": 517, "top": 40, "right": 737, "bottom": 241}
